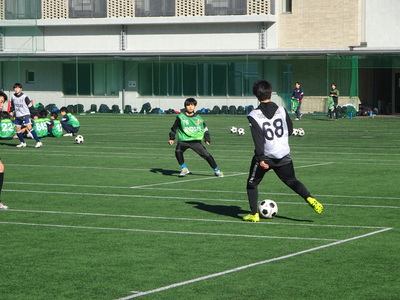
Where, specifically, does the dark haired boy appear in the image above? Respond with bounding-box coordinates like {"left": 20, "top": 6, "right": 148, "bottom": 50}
{"left": 168, "top": 98, "right": 223, "bottom": 177}
{"left": 243, "top": 80, "right": 323, "bottom": 222}
{"left": 10, "top": 83, "right": 42, "bottom": 148}
{"left": 60, "top": 107, "right": 80, "bottom": 136}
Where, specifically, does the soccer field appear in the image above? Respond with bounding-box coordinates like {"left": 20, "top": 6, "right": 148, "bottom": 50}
{"left": 1, "top": 113, "right": 399, "bottom": 300}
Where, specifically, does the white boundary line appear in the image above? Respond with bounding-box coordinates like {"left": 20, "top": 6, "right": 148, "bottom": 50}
{"left": 6, "top": 209, "right": 389, "bottom": 229}
{"left": 0, "top": 221, "right": 337, "bottom": 241}
{"left": 130, "top": 162, "right": 334, "bottom": 189}
{"left": 114, "top": 227, "right": 393, "bottom": 300}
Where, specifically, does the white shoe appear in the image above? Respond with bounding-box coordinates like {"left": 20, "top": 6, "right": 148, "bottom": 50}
{"left": 16, "top": 142, "right": 27, "bottom": 148}
{"left": 27, "top": 132, "right": 33, "bottom": 139}
{"left": 35, "top": 142, "right": 43, "bottom": 148}
{"left": 0, "top": 202, "right": 8, "bottom": 210}
{"left": 295, "top": 118, "right": 300, "bottom": 121}
{"left": 179, "top": 168, "right": 190, "bottom": 177}
{"left": 215, "top": 170, "right": 224, "bottom": 177}
{"left": 63, "top": 133, "right": 73, "bottom": 137}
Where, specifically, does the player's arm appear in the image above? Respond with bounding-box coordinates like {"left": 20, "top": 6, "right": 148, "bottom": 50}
{"left": 247, "top": 116, "right": 267, "bottom": 162}
{"left": 203, "top": 121, "right": 211, "bottom": 144}
{"left": 168, "top": 117, "right": 180, "bottom": 144}
{"left": 285, "top": 109, "right": 293, "bottom": 136}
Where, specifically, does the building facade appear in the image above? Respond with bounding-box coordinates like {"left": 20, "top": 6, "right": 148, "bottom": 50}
{"left": 0, "top": 0, "right": 399, "bottom": 114}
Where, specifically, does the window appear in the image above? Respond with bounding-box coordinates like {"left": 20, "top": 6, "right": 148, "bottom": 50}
{"left": 205, "top": 0, "right": 247, "bottom": 16}
{"left": 26, "top": 70, "right": 35, "bottom": 84}
{"left": 138, "top": 61, "right": 260, "bottom": 97}
{"left": 63, "top": 62, "right": 120, "bottom": 96}
{"left": 135, "top": 0, "right": 175, "bottom": 17}
{"left": 69, "top": 0, "right": 107, "bottom": 18}
{"left": 282, "top": 0, "right": 292, "bottom": 13}
{"left": 5, "top": 0, "right": 41, "bottom": 19}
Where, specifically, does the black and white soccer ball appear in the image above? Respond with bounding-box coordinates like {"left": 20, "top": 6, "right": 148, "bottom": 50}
{"left": 237, "top": 128, "right": 245, "bottom": 135}
{"left": 292, "top": 128, "right": 299, "bottom": 136}
{"left": 259, "top": 199, "right": 278, "bottom": 219}
{"left": 75, "top": 135, "right": 84, "bottom": 144}
{"left": 230, "top": 126, "right": 238, "bottom": 134}
{"left": 298, "top": 128, "right": 305, "bottom": 137}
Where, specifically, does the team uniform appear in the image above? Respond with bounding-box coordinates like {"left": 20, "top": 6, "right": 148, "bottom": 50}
{"left": 32, "top": 117, "right": 50, "bottom": 138}
{"left": 47, "top": 119, "right": 63, "bottom": 137}
{"left": 61, "top": 113, "right": 80, "bottom": 136}
{"left": 169, "top": 112, "right": 222, "bottom": 177}
{"left": 10, "top": 92, "right": 42, "bottom": 147}
{"left": 244, "top": 101, "right": 322, "bottom": 220}
{"left": 329, "top": 87, "right": 339, "bottom": 119}
{"left": 0, "top": 118, "right": 16, "bottom": 140}
{"left": 292, "top": 86, "right": 304, "bottom": 120}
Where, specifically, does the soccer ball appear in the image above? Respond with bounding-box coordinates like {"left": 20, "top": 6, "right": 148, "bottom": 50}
{"left": 75, "top": 135, "right": 84, "bottom": 144}
{"left": 258, "top": 199, "right": 278, "bottom": 219}
{"left": 298, "top": 128, "right": 305, "bottom": 137}
{"left": 292, "top": 128, "right": 299, "bottom": 136}
{"left": 237, "top": 128, "right": 245, "bottom": 135}
{"left": 230, "top": 126, "right": 238, "bottom": 134}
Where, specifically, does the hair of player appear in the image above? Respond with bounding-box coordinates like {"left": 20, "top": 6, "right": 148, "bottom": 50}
{"left": 184, "top": 98, "right": 197, "bottom": 107}
{"left": 253, "top": 80, "right": 272, "bottom": 101}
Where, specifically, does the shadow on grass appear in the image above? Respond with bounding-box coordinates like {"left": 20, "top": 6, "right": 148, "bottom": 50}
{"left": 186, "top": 201, "right": 247, "bottom": 220}
{"left": 0, "top": 142, "right": 18, "bottom": 147}
{"left": 275, "top": 215, "right": 314, "bottom": 222}
{"left": 150, "top": 168, "right": 210, "bottom": 177}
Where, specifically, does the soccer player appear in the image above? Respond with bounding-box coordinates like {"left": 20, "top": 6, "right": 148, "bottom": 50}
{"left": 60, "top": 107, "right": 80, "bottom": 136}
{"left": 47, "top": 112, "right": 63, "bottom": 137}
{"left": 243, "top": 80, "right": 323, "bottom": 222}
{"left": 329, "top": 83, "right": 339, "bottom": 120}
{"left": 9, "top": 83, "right": 42, "bottom": 148}
{"left": 0, "top": 111, "right": 17, "bottom": 140}
{"left": 291, "top": 81, "right": 303, "bottom": 120}
{"left": 168, "top": 98, "right": 224, "bottom": 177}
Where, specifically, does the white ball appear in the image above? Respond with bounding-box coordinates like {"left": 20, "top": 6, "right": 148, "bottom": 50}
{"left": 237, "top": 128, "right": 245, "bottom": 135}
{"left": 259, "top": 199, "right": 278, "bottom": 219}
{"left": 292, "top": 128, "right": 299, "bottom": 136}
{"left": 298, "top": 128, "right": 305, "bottom": 137}
{"left": 230, "top": 126, "right": 238, "bottom": 134}
{"left": 75, "top": 135, "right": 84, "bottom": 144}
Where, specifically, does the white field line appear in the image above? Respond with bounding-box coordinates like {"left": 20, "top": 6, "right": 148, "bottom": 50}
{"left": 6, "top": 209, "right": 388, "bottom": 229}
{"left": 0, "top": 221, "right": 337, "bottom": 242}
{"left": 4, "top": 181, "right": 400, "bottom": 201}
{"left": 4, "top": 189, "right": 400, "bottom": 209}
{"left": 114, "top": 227, "right": 393, "bottom": 300}
{"left": 130, "top": 162, "right": 335, "bottom": 189}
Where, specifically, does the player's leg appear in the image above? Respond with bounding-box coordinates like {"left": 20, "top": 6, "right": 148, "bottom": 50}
{"left": 243, "top": 158, "right": 268, "bottom": 221}
{"left": 175, "top": 142, "right": 190, "bottom": 176}
{"left": 14, "top": 120, "right": 27, "bottom": 147}
{"left": 190, "top": 142, "right": 223, "bottom": 177}
{"left": 25, "top": 120, "right": 42, "bottom": 147}
{"left": 0, "top": 160, "right": 8, "bottom": 209}
{"left": 274, "top": 162, "right": 323, "bottom": 213}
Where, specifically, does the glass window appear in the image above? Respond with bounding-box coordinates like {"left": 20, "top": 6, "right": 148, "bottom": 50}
{"left": 212, "top": 63, "right": 227, "bottom": 96}
{"left": 282, "top": 0, "right": 292, "bottom": 13}
{"left": 138, "top": 61, "right": 260, "bottom": 97}
{"left": 182, "top": 63, "right": 197, "bottom": 96}
{"left": 135, "top": 0, "right": 175, "bottom": 17}
{"left": 63, "top": 62, "right": 119, "bottom": 96}
{"left": 205, "top": 0, "right": 247, "bottom": 16}
{"left": 69, "top": 0, "right": 107, "bottom": 18}
{"left": 5, "top": 0, "right": 41, "bottom": 19}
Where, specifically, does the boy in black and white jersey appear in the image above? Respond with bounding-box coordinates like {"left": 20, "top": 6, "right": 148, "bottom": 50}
{"left": 10, "top": 83, "right": 42, "bottom": 148}
{"left": 243, "top": 80, "right": 323, "bottom": 222}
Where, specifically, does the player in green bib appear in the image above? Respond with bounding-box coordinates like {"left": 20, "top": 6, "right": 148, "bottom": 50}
{"left": 0, "top": 112, "right": 17, "bottom": 140}
{"left": 47, "top": 112, "right": 63, "bottom": 137}
{"left": 168, "top": 98, "right": 224, "bottom": 177}
{"left": 60, "top": 107, "right": 80, "bottom": 136}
